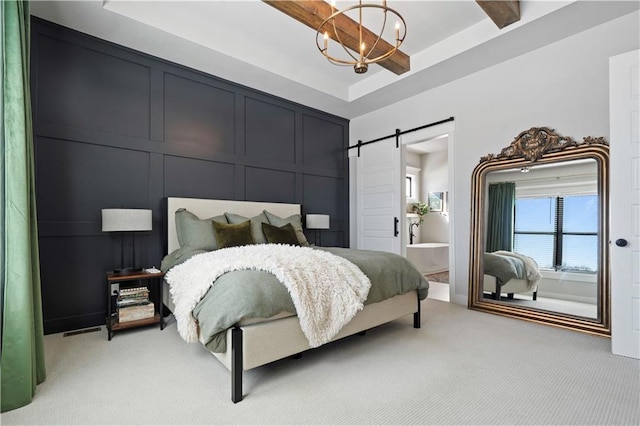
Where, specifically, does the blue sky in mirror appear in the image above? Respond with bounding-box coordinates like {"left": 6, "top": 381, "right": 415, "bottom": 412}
{"left": 514, "top": 195, "right": 598, "bottom": 273}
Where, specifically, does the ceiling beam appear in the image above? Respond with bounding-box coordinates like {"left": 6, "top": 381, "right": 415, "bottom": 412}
{"left": 476, "top": 1, "right": 521, "bottom": 29}
{"left": 263, "top": 0, "right": 410, "bottom": 75}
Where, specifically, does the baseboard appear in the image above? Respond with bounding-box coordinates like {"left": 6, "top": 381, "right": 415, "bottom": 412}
{"left": 44, "top": 312, "right": 105, "bottom": 335}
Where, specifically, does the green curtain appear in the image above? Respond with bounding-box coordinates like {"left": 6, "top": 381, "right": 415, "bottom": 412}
{"left": 1, "top": 0, "right": 47, "bottom": 412}
{"left": 486, "top": 182, "right": 515, "bottom": 253}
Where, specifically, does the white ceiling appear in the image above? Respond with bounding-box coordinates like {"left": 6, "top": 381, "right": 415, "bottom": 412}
{"left": 406, "top": 135, "right": 448, "bottom": 154}
{"left": 30, "top": 1, "right": 639, "bottom": 119}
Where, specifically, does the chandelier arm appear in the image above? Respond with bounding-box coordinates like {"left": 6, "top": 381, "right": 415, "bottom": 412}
{"left": 318, "top": 3, "right": 380, "bottom": 64}
{"left": 317, "top": 31, "right": 365, "bottom": 66}
{"left": 316, "top": 32, "right": 366, "bottom": 66}
{"left": 329, "top": 1, "right": 359, "bottom": 63}
{"left": 315, "top": 2, "right": 407, "bottom": 73}
{"left": 358, "top": 0, "right": 362, "bottom": 60}
{"left": 366, "top": 9, "right": 407, "bottom": 63}
{"left": 365, "top": 5, "right": 406, "bottom": 61}
{"left": 331, "top": 14, "right": 361, "bottom": 63}
{"left": 316, "top": 23, "right": 359, "bottom": 64}
{"left": 357, "top": 4, "right": 405, "bottom": 63}
{"left": 365, "top": 7, "right": 387, "bottom": 61}
{"left": 362, "top": 48, "right": 399, "bottom": 64}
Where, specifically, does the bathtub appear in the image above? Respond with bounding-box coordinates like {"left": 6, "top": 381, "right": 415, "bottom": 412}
{"left": 406, "top": 243, "right": 449, "bottom": 274}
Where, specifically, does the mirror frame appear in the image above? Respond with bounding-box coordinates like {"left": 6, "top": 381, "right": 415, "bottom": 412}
{"left": 468, "top": 127, "right": 610, "bottom": 336}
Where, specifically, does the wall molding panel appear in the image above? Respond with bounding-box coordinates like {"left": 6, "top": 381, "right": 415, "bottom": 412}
{"left": 31, "top": 17, "right": 349, "bottom": 334}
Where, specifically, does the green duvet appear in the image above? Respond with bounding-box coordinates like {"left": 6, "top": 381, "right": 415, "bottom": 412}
{"left": 483, "top": 252, "right": 526, "bottom": 285}
{"left": 162, "top": 246, "right": 429, "bottom": 353}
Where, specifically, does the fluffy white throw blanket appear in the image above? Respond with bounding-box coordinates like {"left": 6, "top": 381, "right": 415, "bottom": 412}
{"left": 495, "top": 250, "right": 543, "bottom": 289}
{"left": 165, "top": 244, "right": 371, "bottom": 348}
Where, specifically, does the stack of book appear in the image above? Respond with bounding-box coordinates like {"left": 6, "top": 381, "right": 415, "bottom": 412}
{"left": 117, "top": 286, "right": 155, "bottom": 323}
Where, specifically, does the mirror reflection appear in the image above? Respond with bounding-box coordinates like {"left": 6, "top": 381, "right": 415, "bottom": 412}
{"left": 468, "top": 127, "right": 609, "bottom": 336}
{"left": 482, "top": 159, "right": 598, "bottom": 319}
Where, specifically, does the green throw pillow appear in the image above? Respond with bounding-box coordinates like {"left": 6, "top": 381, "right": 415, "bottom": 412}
{"left": 263, "top": 210, "right": 310, "bottom": 246}
{"left": 262, "top": 222, "right": 300, "bottom": 246}
{"left": 175, "top": 208, "right": 227, "bottom": 250}
{"left": 225, "top": 212, "right": 269, "bottom": 244}
{"left": 213, "top": 220, "right": 254, "bottom": 249}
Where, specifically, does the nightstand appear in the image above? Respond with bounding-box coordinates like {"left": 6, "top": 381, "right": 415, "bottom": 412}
{"left": 106, "top": 270, "right": 164, "bottom": 340}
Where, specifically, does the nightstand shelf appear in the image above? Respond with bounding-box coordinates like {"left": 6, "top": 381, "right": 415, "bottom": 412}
{"left": 107, "top": 313, "right": 161, "bottom": 332}
{"left": 106, "top": 270, "right": 165, "bottom": 340}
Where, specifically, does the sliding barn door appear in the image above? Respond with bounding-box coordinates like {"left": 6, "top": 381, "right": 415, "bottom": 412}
{"left": 353, "top": 138, "right": 403, "bottom": 254}
{"left": 610, "top": 49, "right": 640, "bottom": 359}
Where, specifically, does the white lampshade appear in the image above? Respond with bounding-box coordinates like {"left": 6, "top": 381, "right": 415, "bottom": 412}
{"left": 306, "top": 214, "right": 330, "bottom": 230}
{"left": 102, "top": 209, "right": 152, "bottom": 232}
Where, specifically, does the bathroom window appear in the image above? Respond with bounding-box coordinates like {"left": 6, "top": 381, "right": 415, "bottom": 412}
{"left": 406, "top": 175, "right": 414, "bottom": 198}
{"left": 406, "top": 166, "right": 420, "bottom": 202}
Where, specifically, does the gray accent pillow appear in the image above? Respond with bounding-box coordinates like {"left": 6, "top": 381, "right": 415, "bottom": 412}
{"left": 263, "top": 210, "right": 310, "bottom": 246}
{"left": 175, "top": 208, "right": 227, "bottom": 250}
{"left": 225, "top": 212, "right": 269, "bottom": 244}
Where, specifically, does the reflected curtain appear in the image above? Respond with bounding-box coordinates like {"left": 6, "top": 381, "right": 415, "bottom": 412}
{"left": 486, "top": 182, "right": 515, "bottom": 252}
{"left": 1, "top": 1, "right": 47, "bottom": 412}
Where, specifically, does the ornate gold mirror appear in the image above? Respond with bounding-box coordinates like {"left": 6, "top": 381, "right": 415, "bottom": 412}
{"left": 468, "top": 127, "right": 610, "bottom": 336}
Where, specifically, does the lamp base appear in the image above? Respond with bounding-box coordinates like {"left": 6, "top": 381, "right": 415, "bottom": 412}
{"left": 111, "top": 267, "right": 144, "bottom": 276}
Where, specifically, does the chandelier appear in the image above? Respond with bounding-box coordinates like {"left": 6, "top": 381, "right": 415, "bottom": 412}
{"left": 316, "top": 0, "right": 407, "bottom": 74}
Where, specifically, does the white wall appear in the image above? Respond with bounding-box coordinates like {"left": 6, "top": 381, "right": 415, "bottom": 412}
{"left": 421, "top": 150, "right": 448, "bottom": 196}
{"left": 420, "top": 150, "right": 449, "bottom": 243}
{"left": 537, "top": 272, "right": 598, "bottom": 305}
{"left": 406, "top": 152, "right": 421, "bottom": 169}
{"left": 405, "top": 153, "right": 422, "bottom": 243}
{"left": 350, "top": 11, "right": 640, "bottom": 305}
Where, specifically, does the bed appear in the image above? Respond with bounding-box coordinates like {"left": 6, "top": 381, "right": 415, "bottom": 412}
{"left": 483, "top": 251, "right": 541, "bottom": 301}
{"left": 161, "top": 197, "right": 429, "bottom": 403}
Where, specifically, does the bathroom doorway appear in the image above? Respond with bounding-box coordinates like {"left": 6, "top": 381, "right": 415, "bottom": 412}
{"left": 403, "top": 129, "right": 453, "bottom": 302}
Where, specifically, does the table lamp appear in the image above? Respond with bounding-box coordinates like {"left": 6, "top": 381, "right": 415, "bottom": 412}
{"left": 102, "top": 208, "right": 152, "bottom": 275}
{"left": 305, "top": 214, "right": 330, "bottom": 246}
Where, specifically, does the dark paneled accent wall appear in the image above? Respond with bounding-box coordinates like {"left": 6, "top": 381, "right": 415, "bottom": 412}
{"left": 31, "top": 18, "right": 349, "bottom": 334}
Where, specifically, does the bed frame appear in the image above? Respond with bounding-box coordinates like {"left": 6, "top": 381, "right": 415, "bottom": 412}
{"left": 483, "top": 274, "right": 537, "bottom": 301}
{"left": 164, "top": 197, "right": 421, "bottom": 403}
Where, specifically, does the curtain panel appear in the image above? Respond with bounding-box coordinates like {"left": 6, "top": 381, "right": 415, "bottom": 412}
{"left": 486, "top": 182, "right": 516, "bottom": 253}
{"left": 1, "top": 0, "right": 47, "bottom": 412}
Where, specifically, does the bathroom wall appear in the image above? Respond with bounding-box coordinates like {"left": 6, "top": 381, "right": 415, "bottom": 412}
{"left": 420, "top": 150, "right": 449, "bottom": 243}
{"left": 406, "top": 151, "right": 422, "bottom": 243}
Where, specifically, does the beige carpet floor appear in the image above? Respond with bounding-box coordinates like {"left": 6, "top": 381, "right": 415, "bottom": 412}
{"left": 426, "top": 281, "right": 450, "bottom": 302}
{"left": 497, "top": 294, "right": 598, "bottom": 318}
{"left": 3, "top": 299, "right": 639, "bottom": 425}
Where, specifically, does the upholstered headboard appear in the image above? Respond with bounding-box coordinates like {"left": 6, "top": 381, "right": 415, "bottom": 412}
{"left": 165, "top": 197, "right": 301, "bottom": 254}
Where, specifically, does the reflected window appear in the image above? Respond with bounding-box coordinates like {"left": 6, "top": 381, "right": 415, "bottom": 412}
{"left": 514, "top": 195, "right": 598, "bottom": 273}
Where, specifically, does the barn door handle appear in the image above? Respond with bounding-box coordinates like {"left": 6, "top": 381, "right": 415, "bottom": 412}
{"left": 394, "top": 217, "right": 399, "bottom": 237}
